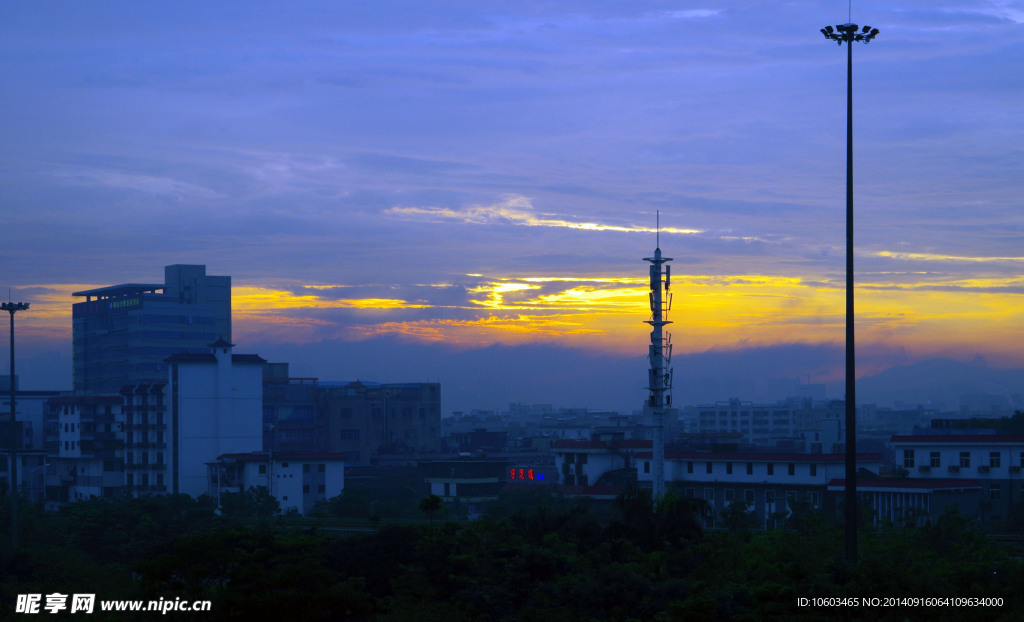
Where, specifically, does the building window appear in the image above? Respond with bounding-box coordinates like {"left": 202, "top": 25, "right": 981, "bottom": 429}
{"left": 726, "top": 462, "right": 733, "bottom": 475}
{"left": 303, "top": 464, "right": 310, "bottom": 473}
{"left": 302, "top": 485, "right": 309, "bottom": 493}
{"left": 930, "top": 452, "right": 941, "bottom": 468}
{"left": 744, "top": 489, "right": 755, "bottom": 504}
{"left": 989, "top": 452, "right": 1001, "bottom": 468}
{"left": 903, "top": 450, "right": 915, "bottom": 468}
{"left": 767, "top": 463, "right": 774, "bottom": 476}
{"left": 746, "top": 462, "right": 753, "bottom": 475}
{"left": 643, "top": 461, "right": 650, "bottom": 474}
{"left": 810, "top": 464, "right": 817, "bottom": 477}
{"left": 259, "top": 464, "right": 267, "bottom": 474}
{"left": 318, "top": 464, "right": 325, "bottom": 473}
{"left": 787, "top": 463, "right": 795, "bottom": 476}
{"left": 960, "top": 452, "right": 971, "bottom": 468}
{"left": 725, "top": 489, "right": 735, "bottom": 503}
{"left": 990, "top": 485, "right": 1001, "bottom": 500}
{"left": 318, "top": 485, "right": 325, "bottom": 493}
{"left": 706, "top": 462, "right": 713, "bottom": 474}
{"left": 687, "top": 461, "right": 693, "bottom": 474}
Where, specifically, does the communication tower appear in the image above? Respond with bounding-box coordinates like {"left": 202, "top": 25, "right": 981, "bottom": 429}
{"left": 643, "top": 217, "right": 673, "bottom": 499}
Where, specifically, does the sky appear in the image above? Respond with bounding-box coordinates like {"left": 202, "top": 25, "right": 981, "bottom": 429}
{"left": 2, "top": 1, "right": 1023, "bottom": 414}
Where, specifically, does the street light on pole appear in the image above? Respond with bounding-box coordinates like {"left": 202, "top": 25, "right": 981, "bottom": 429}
{"left": 3, "top": 300, "right": 29, "bottom": 550}
{"left": 820, "top": 21, "right": 878, "bottom": 565}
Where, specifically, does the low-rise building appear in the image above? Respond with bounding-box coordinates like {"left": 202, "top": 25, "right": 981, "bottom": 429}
{"left": 637, "top": 450, "right": 884, "bottom": 528}
{"left": 209, "top": 452, "right": 346, "bottom": 516}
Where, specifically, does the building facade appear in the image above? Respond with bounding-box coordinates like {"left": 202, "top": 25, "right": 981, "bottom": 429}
{"left": 637, "top": 450, "right": 884, "bottom": 528}
{"left": 72, "top": 265, "right": 231, "bottom": 393}
{"left": 891, "top": 434, "right": 1024, "bottom": 528}
{"left": 209, "top": 452, "right": 346, "bottom": 516}
{"left": 166, "top": 339, "right": 264, "bottom": 497}
{"left": 683, "top": 397, "right": 844, "bottom": 451}
{"left": 44, "top": 395, "right": 126, "bottom": 502}
{"left": 320, "top": 381, "right": 442, "bottom": 463}
{"left": 121, "top": 381, "right": 170, "bottom": 496}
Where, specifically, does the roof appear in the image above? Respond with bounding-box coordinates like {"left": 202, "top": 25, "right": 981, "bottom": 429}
{"left": 216, "top": 452, "right": 349, "bottom": 462}
{"left": 72, "top": 284, "right": 164, "bottom": 298}
{"left": 165, "top": 353, "right": 266, "bottom": 364}
{"left": 552, "top": 439, "right": 651, "bottom": 450}
{"left": 637, "top": 452, "right": 884, "bottom": 462}
{"left": 827, "top": 478, "right": 983, "bottom": 492}
{"left": 47, "top": 395, "right": 123, "bottom": 405}
{"left": 891, "top": 435, "right": 1024, "bottom": 444}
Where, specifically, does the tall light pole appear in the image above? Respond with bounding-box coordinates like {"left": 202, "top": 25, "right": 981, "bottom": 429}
{"left": 820, "top": 22, "right": 878, "bottom": 564}
{"left": 3, "top": 300, "right": 29, "bottom": 549}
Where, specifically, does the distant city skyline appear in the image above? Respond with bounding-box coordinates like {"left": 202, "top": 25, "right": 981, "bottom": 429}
{"left": 3, "top": 2, "right": 1022, "bottom": 413}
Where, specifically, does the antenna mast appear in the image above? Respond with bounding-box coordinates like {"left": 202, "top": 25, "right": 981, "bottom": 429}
{"left": 643, "top": 218, "right": 673, "bottom": 499}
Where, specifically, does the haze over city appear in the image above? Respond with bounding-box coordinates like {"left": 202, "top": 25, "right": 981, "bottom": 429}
{"left": 3, "top": 1, "right": 1023, "bottom": 414}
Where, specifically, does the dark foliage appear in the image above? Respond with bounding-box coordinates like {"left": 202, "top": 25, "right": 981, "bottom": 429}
{"left": 1, "top": 493, "right": 1022, "bottom": 621}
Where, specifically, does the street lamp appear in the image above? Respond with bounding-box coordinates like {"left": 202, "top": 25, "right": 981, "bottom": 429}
{"left": 820, "top": 21, "right": 878, "bottom": 564}
{"left": 3, "top": 300, "right": 29, "bottom": 549}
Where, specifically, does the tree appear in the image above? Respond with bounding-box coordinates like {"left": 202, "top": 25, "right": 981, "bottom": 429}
{"left": 419, "top": 494, "right": 443, "bottom": 524}
{"left": 220, "top": 486, "right": 280, "bottom": 518}
{"left": 720, "top": 500, "right": 758, "bottom": 532}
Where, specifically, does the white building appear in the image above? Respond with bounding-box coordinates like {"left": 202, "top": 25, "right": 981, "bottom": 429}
{"left": 208, "top": 453, "right": 346, "bottom": 516}
{"left": 891, "top": 434, "right": 1024, "bottom": 528}
{"left": 552, "top": 439, "right": 651, "bottom": 487}
{"left": 166, "top": 338, "right": 264, "bottom": 497}
{"left": 46, "top": 395, "right": 126, "bottom": 502}
{"left": 637, "top": 450, "right": 884, "bottom": 528}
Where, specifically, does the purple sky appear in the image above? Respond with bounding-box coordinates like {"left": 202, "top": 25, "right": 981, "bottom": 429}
{"left": 2, "top": 2, "right": 1023, "bottom": 413}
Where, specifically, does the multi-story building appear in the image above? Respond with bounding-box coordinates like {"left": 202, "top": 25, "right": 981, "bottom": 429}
{"left": 45, "top": 395, "right": 126, "bottom": 502}
{"left": 636, "top": 450, "right": 884, "bottom": 528}
{"left": 166, "top": 338, "right": 264, "bottom": 497}
{"left": 553, "top": 439, "right": 651, "bottom": 487}
{"left": 826, "top": 477, "right": 983, "bottom": 528}
{"left": 683, "top": 397, "right": 844, "bottom": 451}
{"left": 262, "top": 363, "right": 321, "bottom": 454}
{"left": 72, "top": 264, "right": 230, "bottom": 393}
{"left": 121, "top": 381, "right": 170, "bottom": 496}
{"left": 208, "top": 452, "right": 346, "bottom": 516}
{"left": 890, "top": 434, "right": 1024, "bottom": 528}
{"left": 320, "top": 381, "right": 441, "bottom": 463}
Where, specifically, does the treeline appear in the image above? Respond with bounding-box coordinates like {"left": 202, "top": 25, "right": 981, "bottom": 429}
{"left": 1, "top": 490, "right": 1022, "bottom": 621}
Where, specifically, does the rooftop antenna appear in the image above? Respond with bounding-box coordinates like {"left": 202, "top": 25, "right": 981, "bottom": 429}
{"left": 656, "top": 210, "right": 660, "bottom": 249}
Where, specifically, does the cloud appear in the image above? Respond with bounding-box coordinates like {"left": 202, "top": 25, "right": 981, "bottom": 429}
{"left": 386, "top": 194, "right": 702, "bottom": 234}
{"left": 876, "top": 250, "right": 1024, "bottom": 264}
